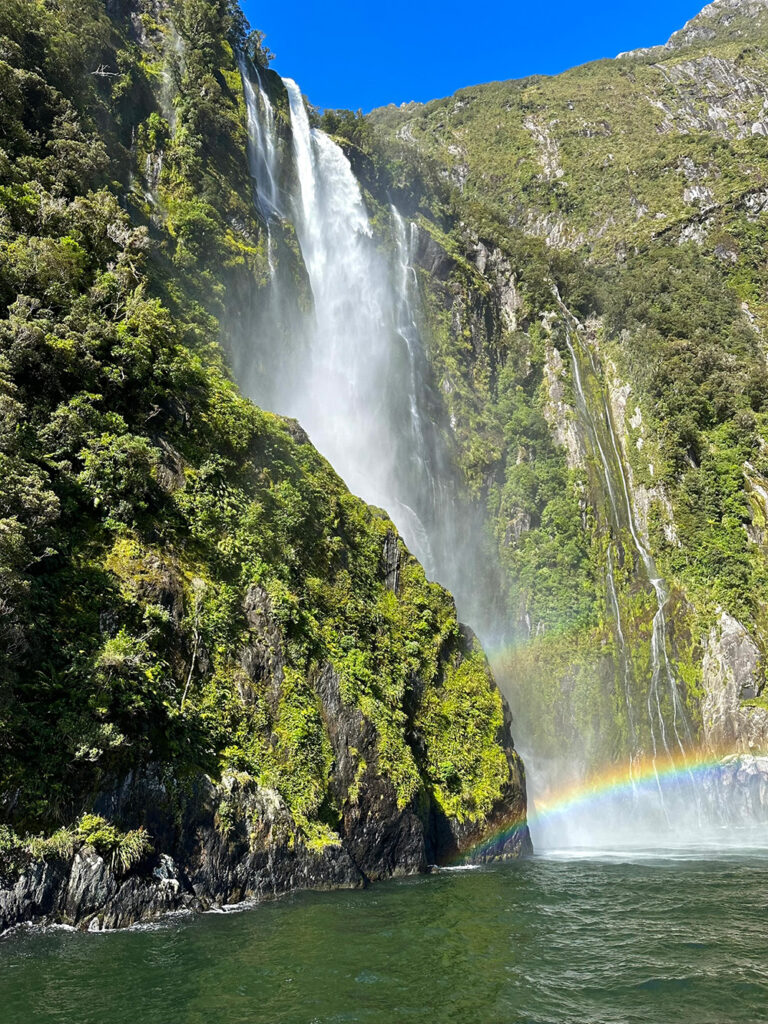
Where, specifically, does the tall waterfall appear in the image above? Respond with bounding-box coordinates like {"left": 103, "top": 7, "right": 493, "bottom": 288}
{"left": 236, "top": 63, "right": 442, "bottom": 581}
{"left": 235, "top": 62, "right": 506, "bottom": 645}
{"left": 281, "top": 77, "right": 434, "bottom": 562}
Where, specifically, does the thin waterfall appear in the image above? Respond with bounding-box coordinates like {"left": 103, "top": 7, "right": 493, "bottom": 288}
{"left": 392, "top": 208, "right": 429, "bottom": 452}
{"left": 605, "top": 546, "right": 639, "bottom": 776}
{"left": 559, "top": 298, "right": 709, "bottom": 832}
{"left": 390, "top": 207, "right": 442, "bottom": 572}
{"left": 239, "top": 56, "right": 282, "bottom": 222}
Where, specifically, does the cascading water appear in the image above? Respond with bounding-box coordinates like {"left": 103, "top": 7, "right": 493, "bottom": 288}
{"left": 236, "top": 64, "right": 506, "bottom": 644}
{"left": 605, "top": 544, "right": 638, "bottom": 770}
{"left": 281, "top": 77, "right": 433, "bottom": 558}
{"left": 389, "top": 207, "right": 445, "bottom": 570}
{"left": 239, "top": 57, "right": 282, "bottom": 222}
{"left": 237, "top": 66, "right": 442, "bottom": 576}
{"left": 545, "top": 299, "right": 723, "bottom": 846}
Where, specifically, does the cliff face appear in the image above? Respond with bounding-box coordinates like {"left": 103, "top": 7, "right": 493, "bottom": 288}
{"left": 360, "top": 0, "right": 768, "bottom": 796}
{"left": 0, "top": 0, "right": 529, "bottom": 932}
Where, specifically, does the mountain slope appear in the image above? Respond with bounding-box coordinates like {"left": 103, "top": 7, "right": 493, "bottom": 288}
{"left": 358, "top": 0, "right": 768, "bottom": 801}
{"left": 370, "top": 4, "right": 768, "bottom": 269}
{"left": 0, "top": 0, "right": 529, "bottom": 931}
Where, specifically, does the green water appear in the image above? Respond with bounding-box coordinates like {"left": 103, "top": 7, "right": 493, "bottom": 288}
{"left": 2, "top": 850, "right": 768, "bottom": 1024}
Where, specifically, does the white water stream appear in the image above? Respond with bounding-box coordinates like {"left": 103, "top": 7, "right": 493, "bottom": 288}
{"left": 240, "top": 57, "right": 281, "bottom": 222}
{"left": 282, "top": 77, "right": 438, "bottom": 561}
{"left": 555, "top": 302, "right": 714, "bottom": 842}
{"left": 237, "top": 61, "right": 452, "bottom": 583}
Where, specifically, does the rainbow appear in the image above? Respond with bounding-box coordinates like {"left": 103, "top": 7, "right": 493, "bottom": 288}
{"left": 465, "top": 749, "right": 752, "bottom": 860}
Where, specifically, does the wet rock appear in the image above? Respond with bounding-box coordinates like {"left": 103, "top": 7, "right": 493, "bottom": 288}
{"left": 712, "top": 754, "right": 768, "bottom": 824}
{"left": 410, "top": 226, "right": 455, "bottom": 281}
{"left": 2, "top": 683, "right": 532, "bottom": 932}
{"left": 382, "top": 530, "right": 400, "bottom": 593}
{"left": 542, "top": 344, "right": 585, "bottom": 471}
{"left": 456, "top": 696, "right": 532, "bottom": 863}
{"left": 702, "top": 613, "right": 768, "bottom": 752}
{"left": 241, "top": 585, "right": 285, "bottom": 712}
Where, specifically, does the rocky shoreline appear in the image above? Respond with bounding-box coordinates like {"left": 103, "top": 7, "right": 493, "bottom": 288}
{"left": 1, "top": 729, "right": 532, "bottom": 934}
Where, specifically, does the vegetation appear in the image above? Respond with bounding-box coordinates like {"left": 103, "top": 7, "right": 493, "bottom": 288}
{"left": 0, "top": 0, "right": 512, "bottom": 864}
{"left": 4, "top": 0, "right": 767, "bottom": 864}
{"left": 0, "top": 815, "right": 150, "bottom": 877}
{"left": 359, "top": 9, "right": 768, "bottom": 766}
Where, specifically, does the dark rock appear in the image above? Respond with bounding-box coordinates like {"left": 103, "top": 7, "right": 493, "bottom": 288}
{"left": 382, "top": 529, "right": 400, "bottom": 593}
{"left": 2, "top": 613, "right": 531, "bottom": 934}
{"left": 1, "top": 648, "right": 532, "bottom": 932}
{"left": 411, "top": 226, "right": 456, "bottom": 281}
{"left": 241, "top": 585, "right": 285, "bottom": 712}
{"left": 281, "top": 418, "right": 311, "bottom": 445}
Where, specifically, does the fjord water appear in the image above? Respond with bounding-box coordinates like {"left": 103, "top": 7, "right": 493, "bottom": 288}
{"left": 3, "top": 852, "right": 768, "bottom": 1024}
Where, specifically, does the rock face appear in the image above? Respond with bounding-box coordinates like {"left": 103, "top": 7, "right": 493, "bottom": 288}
{"left": 702, "top": 613, "right": 768, "bottom": 753}
{"left": 1, "top": 645, "right": 531, "bottom": 934}
{"left": 0, "top": 776, "right": 362, "bottom": 934}
{"left": 4, "top": 711, "right": 530, "bottom": 937}
{"left": 711, "top": 755, "right": 768, "bottom": 824}
{"left": 665, "top": 0, "right": 768, "bottom": 52}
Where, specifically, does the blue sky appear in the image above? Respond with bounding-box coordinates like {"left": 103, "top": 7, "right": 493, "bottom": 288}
{"left": 241, "top": 1, "right": 706, "bottom": 112}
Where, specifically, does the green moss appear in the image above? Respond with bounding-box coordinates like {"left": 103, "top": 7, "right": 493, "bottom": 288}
{"left": 417, "top": 647, "right": 508, "bottom": 822}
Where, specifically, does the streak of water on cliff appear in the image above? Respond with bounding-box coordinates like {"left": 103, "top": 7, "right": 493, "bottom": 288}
{"left": 519, "top": 296, "right": 764, "bottom": 849}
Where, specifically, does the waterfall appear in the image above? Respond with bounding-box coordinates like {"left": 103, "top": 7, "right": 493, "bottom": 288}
{"left": 236, "top": 73, "right": 436, "bottom": 574}
{"left": 392, "top": 208, "right": 429, "bottom": 455}
{"left": 605, "top": 545, "right": 638, "bottom": 768}
{"left": 239, "top": 56, "right": 282, "bottom": 222}
{"left": 557, "top": 301, "right": 713, "bottom": 838}
{"left": 235, "top": 67, "right": 507, "bottom": 645}
{"left": 283, "top": 78, "right": 406, "bottom": 520}
{"left": 390, "top": 207, "right": 444, "bottom": 571}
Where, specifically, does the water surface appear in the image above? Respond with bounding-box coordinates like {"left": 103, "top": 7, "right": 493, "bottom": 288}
{"left": 2, "top": 849, "right": 767, "bottom": 1024}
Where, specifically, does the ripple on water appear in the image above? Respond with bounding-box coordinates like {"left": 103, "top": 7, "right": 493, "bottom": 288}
{"left": 0, "top": 851, "right": 767, "bottom": 1024}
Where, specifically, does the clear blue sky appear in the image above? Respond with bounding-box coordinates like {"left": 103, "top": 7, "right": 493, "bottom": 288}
{"left": 241, "top": 0, "right": 706, "bottom": 112}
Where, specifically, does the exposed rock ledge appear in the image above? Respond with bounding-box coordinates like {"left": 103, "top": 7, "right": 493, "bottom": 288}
{"left": 1, "top": 663, "right": 531, "bottom": 934}
{"left": 702, "top": 612, "right": 768, "bottom": 753}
